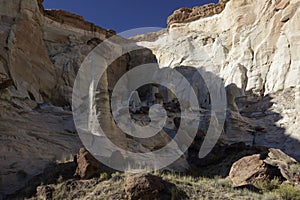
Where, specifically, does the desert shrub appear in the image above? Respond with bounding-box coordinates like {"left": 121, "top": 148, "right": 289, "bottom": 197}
{"left": 290, "top": 164, "right": 300, "bottom": 181}
{"left": 254, "top": 177, "right": 280, "bottom": 192}
{"left": 274, "top": 183, "right": 300, "bottom": 200}
{"left": 111, "top": 171, "right": 120, "bottom": 178}
{"left": 261, "top": 192, "right": 281, "bottom": 200}
{"left": 56, "top": 154, "right": 74, "bottom": 164}
{"left": 215, "top": 177, "right": 232, "bottom": 188}
{"left": 99, "top": 172, "right": 108, "bottom": 180}
{"left": 57, "top": 175, "right": 63, "bottom": 183}
{"left": 111, "top": 171, "right": 122, "bottom": 181}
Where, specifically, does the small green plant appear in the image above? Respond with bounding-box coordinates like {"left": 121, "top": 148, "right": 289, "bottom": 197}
{"left": 215, "top": 177, "right": 232, "bottom": 188}
{"left": 111, "top": 171, "right": 122, "bottom": 181}
{"left": 182, "top": 175, "right": 192, "bottom": 185}
{"left": 68, "top": 154, "right": 74, "bottom": 162}
{"left": 57, "top": 175, "right": 63, "bottom": 183}
{"left": 99, "top": 172, "right": 108, "bottom": 180}
{"left": 153, "top": 170, "right": 161, "bottom": 177}
{"left": 56, "top": 153, "right": 74, "bottom": 164}
{"left": 111, "top": 171, "right": 120, "bottom": 178}
{"left": 60, "top": 155, "right": 67, "bottom": 163}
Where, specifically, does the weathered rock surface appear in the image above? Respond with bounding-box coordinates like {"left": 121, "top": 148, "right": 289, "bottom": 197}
{"left": 74, "top": 148, "right": 103, "bottom": 179}
{"left": 124, "top": 173, "right": 178, "bottom": 200}
{"left": 167, "top": 0, "right": 230, "bottom": 27}
{"left": 136, "top": 0, "right": 300, "bottom": 160}
{"left": 264, "top": 148, "right": 299, "bottom": 181}
{"left": 43, "top": 10, "right": 115, "bottom": 37}
{"left": 1, "top": 0, "right": 300, "bottom": 197}
{"left": 0, "top": 0, "right": 114, "bottom": 196}
{"left": 229, "top": 148, "right": 300, "bottom": 186}
{"left": 229, "top": 154, "right": 282, "bottom": 186}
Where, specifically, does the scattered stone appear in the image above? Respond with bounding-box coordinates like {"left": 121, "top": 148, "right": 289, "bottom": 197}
{"left": 74, "top": 148, "right": 103, "bottom": 179}
{"left": 229, "top": 154, "right": 283, "bottom": 186}
{"left": 229, "top": 148, "right": 300, "bottom": 186}
{"left": 124, "top": 173, "right": 178, "bottom": 200}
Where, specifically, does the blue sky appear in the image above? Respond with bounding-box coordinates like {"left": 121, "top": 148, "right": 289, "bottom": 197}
{"left": 43, "top": 0, "right": 218, "bottom": 33}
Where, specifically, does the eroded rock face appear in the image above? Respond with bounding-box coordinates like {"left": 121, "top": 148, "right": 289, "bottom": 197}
{"left": 137, "top": 0, "right": 300, "bottom": 160}
{"left": 229, "top": 148, "right": 300, "bottom": 186}
{"left": 264, "top": 148, "right": 299, "bottom": 181}
{"left": 167, "top": 0, "right": 230, "bottom": 27}
{"left": 229, "top": 154, "right": 282, "bottom": 186}
{"left": 1, "top": 0, "right": 300, "bottom": 197}
{"left": 43, "top": 10, "right": 115, "bottom": 37}
{"left": 0, "top": 0, "right": 114, "bottom": 196}
{"left": 141, "top": 0, "right": 300, "bottom": 96}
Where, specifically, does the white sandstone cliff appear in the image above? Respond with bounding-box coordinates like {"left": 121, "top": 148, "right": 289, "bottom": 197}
{"left": 136, "top": 0, "right": 300, "bottom": 160}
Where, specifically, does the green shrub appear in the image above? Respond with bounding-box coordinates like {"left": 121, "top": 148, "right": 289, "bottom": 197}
{"left": 56, "top": 154, "right": 74, "bottom": 164}
{"left": 254, "top": 177, "right": 280, "bottom": 192}
{"left": 290, "top": 164, "right": 300, "bottom": 181}
{"left": 261, "top": 192, "right": 280, "bottom": 200}
{"left": 99, "top": 172, "right": 108, "bottom": 180}
{"left": 216, "top": 177, "right": 232, "bottom": 188}
{"left": 275, "top": 183, "right": 300, "bottom": 200}
{"left": 111, "top": 172, "right": 120, "bottom": 178}
{"left": 57, "top": 175, "right": 63, "bottom": 183}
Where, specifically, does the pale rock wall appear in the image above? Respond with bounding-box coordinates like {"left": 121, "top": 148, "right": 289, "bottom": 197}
{"left": 136, "top": 0, "right": 300, "bottom": 159}
{"left": 139, "top": 0, "right": 300, "bottom": 96}
{"left": 0, "top": 0, "right": 115, "bottom": 196}
{"left": 1, "top": 0, "right": 300, "bottom": 196}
